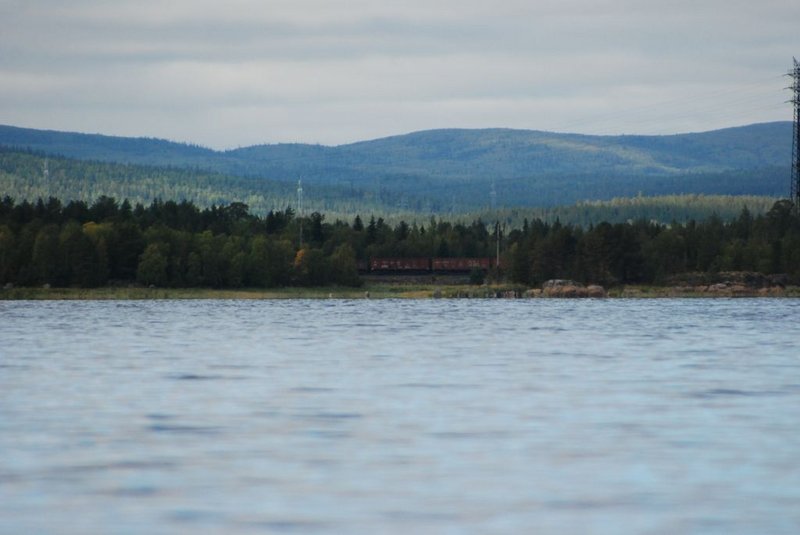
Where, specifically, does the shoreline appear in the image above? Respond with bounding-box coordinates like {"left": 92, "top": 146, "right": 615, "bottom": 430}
{"left": 2, "top": 284, "right": 798, "bottom": 300}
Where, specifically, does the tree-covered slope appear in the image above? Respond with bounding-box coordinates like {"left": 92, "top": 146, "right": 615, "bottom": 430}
{"left": 0, "top": 124, "right": 219, "bottom": 166}
{"left": 0, "top": 148, "right": 784, "bottom": 229}
{"left": 277, "top": 122, "right": 791, "bottom": 180}
{"left": 0, "top": 148, "right": 417, "bottom": 217}
{"left": 0, "top": 122, "right": 792, "bottom": 208}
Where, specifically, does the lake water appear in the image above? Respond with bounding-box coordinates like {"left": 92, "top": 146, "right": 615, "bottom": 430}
{"left": 1, "top": 298, "right": 799, "bottom": 534}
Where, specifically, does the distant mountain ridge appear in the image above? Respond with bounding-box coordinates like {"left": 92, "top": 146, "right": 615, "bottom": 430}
{"left": 0, "top": 122, "right": 792, "bottom": 208}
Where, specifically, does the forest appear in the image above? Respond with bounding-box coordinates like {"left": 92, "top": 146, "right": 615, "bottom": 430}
{"left": 0, "top": 147, "right": 785, "bottom": 227}
{"left": 1, "top": 195, "right": 798, "bottom": 289}
{"left": 1, "top": 122, "right": 790, "bottom": 211}
{"left": 0, "top": 147, "right": 403, "bottom": 218}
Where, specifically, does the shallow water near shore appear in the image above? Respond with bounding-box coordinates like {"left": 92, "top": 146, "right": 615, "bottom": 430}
{"left": 1, "top": 299, "right": 799, "bottom": 533}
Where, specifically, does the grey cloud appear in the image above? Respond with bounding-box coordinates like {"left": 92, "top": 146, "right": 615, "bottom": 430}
{"left": 0, "top": 0, "right": 797, "bottom": 147}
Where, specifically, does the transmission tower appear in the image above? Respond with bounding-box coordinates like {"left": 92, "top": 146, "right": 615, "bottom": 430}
{"left": 789, "top": 58, "right": 800, "bottom": 209}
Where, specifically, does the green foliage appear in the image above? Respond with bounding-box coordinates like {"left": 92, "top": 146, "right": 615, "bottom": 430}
{"left": 293, "top": 248, "right": 329, "bottom": 287}
{"left": 31, "top": 224, "right": 61, "bottom": 284}
{"left": 504, "top": 204, "right": 800, "bottom": 286}
{"left": 1, "top": 195, "right": 799, "bottom": 289}
{"left": 137, "top": 243, "right": 169, "bottom": 287}
{"left": 469, "top": 267, "right": 487, "bottom": 286}
{"left": 0, "top": 224, "right": 16, "bottom": 282}
{"left": 329, "top": 244, "right": 361, "bottom": 287}
{"left": 473, "top": 194, "right": 782, "bottom": 229}
{"left": 59, "top": 222, "right": 107, "bottom": 287}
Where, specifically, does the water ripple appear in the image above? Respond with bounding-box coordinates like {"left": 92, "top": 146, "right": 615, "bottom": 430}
{"left": 1, "top": 299, "right": 799, "bottom": 534}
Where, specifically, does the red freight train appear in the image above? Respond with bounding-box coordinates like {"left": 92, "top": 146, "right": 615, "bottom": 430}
{"left": 431, "top": 257, "right": 493, "bottom": 272}
{"left": 369, "top": 257, "right": 431, "bottom": 271}
{"left": 365, "top": 257, "right": 493, "bottom": 273}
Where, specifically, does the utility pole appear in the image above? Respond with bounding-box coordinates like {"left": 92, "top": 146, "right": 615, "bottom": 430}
{"left": 297, "top": 179, "right": 304, "bottom": 247}
{"left": 491, "top": 181, "right": 499, "bottom": 268}
{"left": 789, "top": 57, "right": 800, "bottom": 210}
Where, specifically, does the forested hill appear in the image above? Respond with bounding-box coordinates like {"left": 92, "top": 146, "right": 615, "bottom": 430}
{"left": 1, "top": 122, "right": 790, "bottom": 177}
{"left": 0, "top": 122, "right": 791, "bottom": 208}
{"left": 0, "top": 125, "right": 221, "bottom": 167}
{"left": 242, "top": 122, "right": 790, "bottom": 179}
{"left": 0, "top": 148, "right": 409, "bottom": 218}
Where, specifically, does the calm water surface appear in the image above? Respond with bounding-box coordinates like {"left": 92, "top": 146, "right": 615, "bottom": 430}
{"left": 1, "top": 299, "right": 799, "bottom": 534}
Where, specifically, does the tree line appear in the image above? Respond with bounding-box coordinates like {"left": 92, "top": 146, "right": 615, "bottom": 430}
{"left": 0, "top": 196, "right": 495, "bottom": 288}
{"left": 505, "top": 200, "right": 799, "bottom": 285}
{"left": 1, "top": 195, "right": 798, "bottom": 289}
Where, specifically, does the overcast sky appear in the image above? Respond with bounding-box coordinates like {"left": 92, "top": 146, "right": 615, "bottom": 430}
{"left": 1, "top": 0, "right": 798, "bottom": 148}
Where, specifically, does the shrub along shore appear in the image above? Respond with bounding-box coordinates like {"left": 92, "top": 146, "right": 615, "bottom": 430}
{"left": 2, "top": 280, "right": 798, "bottom": 300}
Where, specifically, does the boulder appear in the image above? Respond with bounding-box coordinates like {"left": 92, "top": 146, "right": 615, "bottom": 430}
{"left": 668, "top": 271, "right": 779, "bottom": 289}
{"left": 542, "top": 279, "right": 584, "bottom": 290}
{"left": 759, "top": 286, "right": 785, "bottom": 296}
{"left": 708, "top": 282, "right": 730, "bottom": 292}
{"left": 768, "top": 274, "right": 789, "bottom": 288}
{"left": 706, "top": 282, "right": 758, "bottom": 295}
{"left": 721, "top": 271, "right": 768, "bottom": 288}
{"left": 586, "top": 285, "right": 606, "bottom": 298}
{"left": 541, "top": 280, "right": 604, "bottom": 298}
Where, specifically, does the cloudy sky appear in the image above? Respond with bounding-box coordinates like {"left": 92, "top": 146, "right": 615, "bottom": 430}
{"left": 1, "top": 0, "right": 798, "bottom": 148}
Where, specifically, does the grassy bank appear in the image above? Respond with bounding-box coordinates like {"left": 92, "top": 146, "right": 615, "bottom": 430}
{"left": 608, "top": 285, "right": 800, "bottom": 298}
{"left": 2, "top": 283, "right": 799, "bottom": 300}
{"left": 0, "top": 283, "right": 522, "bottom": 300}
{"left": 1, "top": 286, "right": 374, "bottom": 300}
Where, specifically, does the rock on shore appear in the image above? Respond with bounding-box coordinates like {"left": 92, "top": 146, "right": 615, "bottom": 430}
{"left": 541, "top": 280, "right": 606, "bottom": 298}
{"left": 665, "top": 271, "right": 789, "bottom": 296}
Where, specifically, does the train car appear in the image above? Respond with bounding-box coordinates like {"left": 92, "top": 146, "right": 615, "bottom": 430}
{"left": 370, "top": 257, "right": 431, "bottom": 272}
{"left": 431, "top": 257, "right": 493, "bottom": 272}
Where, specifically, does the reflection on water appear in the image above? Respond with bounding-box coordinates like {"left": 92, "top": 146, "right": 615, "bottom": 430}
{"left": 1, "top": 299, "right": 799, "bottom": 533}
